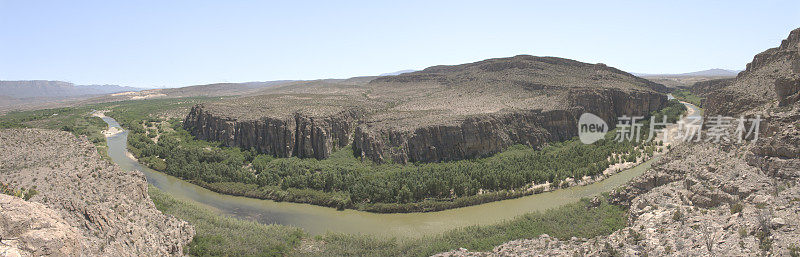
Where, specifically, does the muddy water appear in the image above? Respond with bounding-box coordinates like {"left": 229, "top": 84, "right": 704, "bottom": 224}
{"left": 100, "top": 101, "right": 698, "bottom": 238}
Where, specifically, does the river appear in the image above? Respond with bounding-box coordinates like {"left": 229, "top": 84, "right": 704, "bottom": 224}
{"left": 99, "top": 99, "right": 699, "bottom": 238}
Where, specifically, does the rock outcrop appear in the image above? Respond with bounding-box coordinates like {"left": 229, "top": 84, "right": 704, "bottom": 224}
{"left": 352, "top": 89, "right": 665, "bottom": 163}
{"left": 0, "top": 194, "right": 87, "bottom": 257}
{"left": 185, "top": 105, "right": 364, "bottom": 159}
{"left": 705, "top": 27, "right": 800, "bottom": 116}
{"left": 185, "top": 55, "right": 668, "bottom": 163}
{"left": 0, "top": 129, "right": 194, "bottom": 256}
{"left": 689, "top": 78, "right": 733, "bottom": 96}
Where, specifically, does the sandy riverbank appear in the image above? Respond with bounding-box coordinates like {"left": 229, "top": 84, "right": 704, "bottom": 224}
{"left": 92, "top": 111, "right": 123, "bottom": 137}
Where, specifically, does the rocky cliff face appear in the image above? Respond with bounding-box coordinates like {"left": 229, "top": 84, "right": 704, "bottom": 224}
{"left": 689, "top": 78, "right": 733, "bottom": 96}
{"left": 184, "top": 55, "right": 667, "bottom": 163}
{"left": 705, "top": 27, "right": 800, "bottom": 116}
{"left": 0, "top": 129, "right": 194, "bottom": 256}
{"left": 185, "top": 105, "right": 364, "bottom": 159}
{"left": 353, "top": 89, "right": 666, "bottom": 163}
{"left": 352, "top": 108, "right": 578, "bottom": 163}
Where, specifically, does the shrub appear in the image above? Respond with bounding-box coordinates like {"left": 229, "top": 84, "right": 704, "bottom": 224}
{"left": 789, "top": 244, "right": 799, "bottom": 257}
{"left": 738, "top": 227, "right": 748, "bottom": 237}
{"left": 730, "top": 203, "right": 744, "bottom": 214}
{"left": 672, "top": 209, "right": 683, "bottom": 222}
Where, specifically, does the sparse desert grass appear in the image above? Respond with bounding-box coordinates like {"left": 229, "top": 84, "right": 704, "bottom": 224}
{"left": 0, "top": 181, "right": 38, "bottom": 200}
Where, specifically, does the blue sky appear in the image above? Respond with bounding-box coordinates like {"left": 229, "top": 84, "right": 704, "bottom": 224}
{"left": 1, "top": 1, "right": 799, "bottom": 88}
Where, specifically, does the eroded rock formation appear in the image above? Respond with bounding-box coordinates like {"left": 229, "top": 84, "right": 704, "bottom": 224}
{"left": 184, "top": 55, "right": 668, "bottom": 163}
{"left": 705, "top": 27, "right": 800, "bottom": 116}
{"left": 186, "top": 105, "right": 364, "bottom": 159}
{"left": 0, "top": 129, "right": 194, "bottom": 256}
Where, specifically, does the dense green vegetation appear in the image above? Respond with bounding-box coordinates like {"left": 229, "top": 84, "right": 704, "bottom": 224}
{"left": 149, "top": 184, "right": 625, "bottom": 257}
{"left": 0, "top": 105, "right": 112, "bottom": 157}
{"left": 120, "top": 98, "right": 686, "bottom": 212}
{"left": 672, "top": 89, "right": 703, "bottom": 107}
{"left": 317, "top": 197, "right": 625, "bottom": 256}
{"left": 0, "top": 97, "right": 218, "bottom": 159}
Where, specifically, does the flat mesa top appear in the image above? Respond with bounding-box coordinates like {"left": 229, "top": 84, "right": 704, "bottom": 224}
{"left": 199, "top": 55, "right": 664, "bottom": 128}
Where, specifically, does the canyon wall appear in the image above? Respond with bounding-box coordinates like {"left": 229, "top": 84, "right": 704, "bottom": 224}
{"left": 185, "top": 106, "right": 365, "bottom": 160}
{"left": 185, "top": 88, "right": 666, "bottom": 163}
{"left": 183, "top": 55, "right": 669, "bottom": 164}
{"left": 352, "top": 89, "right": 666, "bottom": 163}
{"left": 705, "top": 28, "right": 800, "bottom": 116}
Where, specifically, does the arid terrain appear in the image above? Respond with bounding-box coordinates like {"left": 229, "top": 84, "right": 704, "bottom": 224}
{"left": 436, "top": 27, "right": 800, "bottom": 257}
{"left": 637, "top": 69, "right": 739, "bottom": 89}
{"left": 1, "top": 6, "right": 798, "bottom": 255}
{"left": 0, "top": 129, "right": 194, "bottom": 256}
{"left": 0, "top": 80, "right": 295, "bottom": 114}
{"left": 0, "top": 81, "right": 144, "bottom": 113}
{"left": 185, "top": 55, "right": 668, "bottom": 163}
{"left": 4, "top": 0, "right": 800, "bottom": 256}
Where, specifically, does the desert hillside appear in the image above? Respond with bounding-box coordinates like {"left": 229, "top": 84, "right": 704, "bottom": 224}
{"left": 705, "top": 28, "right": 800, "bottom": 116}
{"left": 0, "top": 129, "right": 193, "bottom": 256}
{"left": 184, "top": 55, "right": 668, "bottom": 163}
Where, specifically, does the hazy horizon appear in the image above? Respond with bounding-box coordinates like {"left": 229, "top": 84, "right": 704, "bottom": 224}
{"left": 2, "top": 0, "right": 799, "bottom": 88}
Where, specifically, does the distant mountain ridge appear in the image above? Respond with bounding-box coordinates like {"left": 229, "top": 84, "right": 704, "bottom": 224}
{"left": 379, "top": 69, "right": 417, "bottom": 76}
{"left": 0, "top": 80, "right": 144, "bottom": 99}
{"left": 634, "top": 69, "right": 741, "bottom": 77}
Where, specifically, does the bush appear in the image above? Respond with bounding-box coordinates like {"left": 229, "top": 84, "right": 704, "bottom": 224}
{"left": 730, "top": 203, "right": 744, "bottom": 214}
{"left": 672, "top": 209, "right": 683, "bottom": 222}
{"left": 1, "top": 183, "right": 37, "bottom": 201}
{"left": 789, "top": 244, "right": 799, "bottom": 257}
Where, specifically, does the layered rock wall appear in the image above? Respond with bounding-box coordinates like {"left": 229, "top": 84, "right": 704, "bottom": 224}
{"left": 185, "top": 106, "right": 364, "bottom": 159}
{"left": 353, "top": 89, "right": 666, "bottom": 163}
{"left": 186, "top": 89, "right": 666, "bottom": 163}
{"left": 183, "top": 55, "right": 670, "bottom": 164}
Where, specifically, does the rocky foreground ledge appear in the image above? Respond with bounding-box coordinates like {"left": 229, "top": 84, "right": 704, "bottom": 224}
{"left": 0, "top": 129, "right": 193, "bottom": 256}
